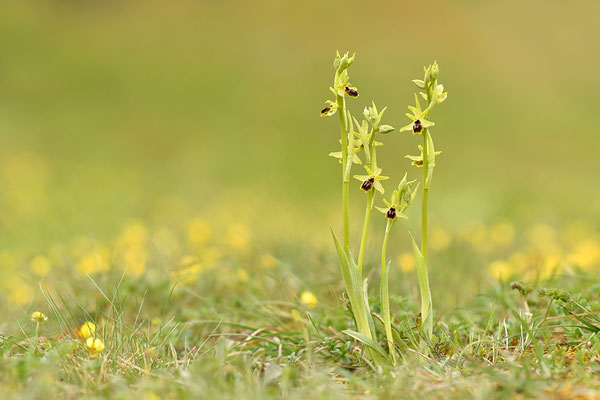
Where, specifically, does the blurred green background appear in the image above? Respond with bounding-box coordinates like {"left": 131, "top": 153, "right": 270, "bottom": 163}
{"left": 1, "top": 0, "right": 600, "bottom": 308}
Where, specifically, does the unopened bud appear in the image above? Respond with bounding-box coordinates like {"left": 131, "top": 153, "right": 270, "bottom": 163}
{"left": 378, "top": 125, "right": 394, "bottom": 134}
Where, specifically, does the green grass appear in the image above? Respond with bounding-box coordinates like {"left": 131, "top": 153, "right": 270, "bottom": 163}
{"left": 2, "top": 221, "right": 600, "bottom": 399}
{"left": 2, "top": 1, "right": 600, "bottom": 398}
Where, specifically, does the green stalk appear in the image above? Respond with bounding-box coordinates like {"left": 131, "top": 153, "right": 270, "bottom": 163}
{"left": 337, "top": 94, "right": 350, "bottom": 253}
{"left": 357, "top": 184, "right": 374, "bottom": 274}
{"left": 421, "top": 130, "right": 429, "bottom": 263}
{"left": 381, "top": 218, "right": 397, "bottom": 365}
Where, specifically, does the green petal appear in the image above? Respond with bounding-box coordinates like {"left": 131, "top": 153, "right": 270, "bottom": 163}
{"left": 421, "top": 119, "right": 435, "bottom": 129}
{"left": 399, "top": 122, "right": 414, "bottom": 132}
{"left": 374, "top": 180, "right": 385, "bottom": 195}
{"left": 375, "top": 206, "right": 388, "bottom": 214}
{"left": 353, "top": 175, "right": 370, "bottom": 181}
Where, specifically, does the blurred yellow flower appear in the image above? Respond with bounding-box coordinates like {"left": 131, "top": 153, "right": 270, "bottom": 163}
{"left": 430, "top": 227, "right": 451, "bottom": 251}
{"left": 8, "top": 280, "right": 33, "bottom": 305}
{"left": 397, "top": 252, "right": 416, "bottom": 273}
{"left": 31, "top": 311, "right": 48, "bottom": 323}
{"left": 236, "top": 267, "right": 249, "bottom": 283}
{"left": 567, "top": 239, "right": 600, "bottom": 269}
{"left": 300, "top": 291, "right": 318, "bottom": 308}
{"left": 489, "top": 260, "right": 513, "bottom": 280}
{"left": 461, "top": 221, "right": 494, "bottom": 254}
{"left": 225, "top": 223, "right": 251, "bottom": 250}
{"left": 79, "top": 321, "right": 96, "bottom": 339}
{"left": 201, "top": 247, "right": 222, "bottom": 266}
{"left": 77, "top": 248, "right": 110, "bottom": 275}
{"left": 527, "top": 224, "right": 561, "bottom": 255}
{"left": 171, "top": 255, "right": 204, "bottom": 284}
{"left": 259, "top": 254, "right": 277, "bottom": 269}
{"left": 291, "top": 309, "right": 302, "bottom": 322}
{"left": 116, "top": 221, "right": 149, "bottom": 276}
{"left": 30, "top": 255, "right": 51, "bottom": 276}
{"left": 489, "top": 219, "right": 515, "bottom": 248}
{"left": 187, "top": 218, "right": 212, "bottom": 249}
{"left": 539, "top": 255, "right": 562, "bottom": 278}
{"left": 85, "top": 337, "right": 105, "bottom": 354}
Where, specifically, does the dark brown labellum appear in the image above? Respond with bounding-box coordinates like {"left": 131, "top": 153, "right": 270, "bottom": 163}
{"left": 414, "top": 159, "right": 424, "bottom": 166}
{"left": 386, "top": 207, "right": 396, "bottom": 219}
{"left": 412, "top": 120, "right": 423, "bottom": 133}
{"left": 345, "top": 87, "right": 359, "bottom": 98}
{"left": 320, "top": 106, "right": 331, "bottom": 115}
{"left": 361, "top": 177, "right": 375, "bottom": 191}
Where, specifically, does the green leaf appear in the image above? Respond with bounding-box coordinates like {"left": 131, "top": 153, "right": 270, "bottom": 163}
{"left": 409, "top": 232, "right": 433, "bottom": 339}
{"left": 330, "top": 230, "right": 373, "bottom": 340}
{"left": 342, "top": 330, "right": 388, "bottom": 359}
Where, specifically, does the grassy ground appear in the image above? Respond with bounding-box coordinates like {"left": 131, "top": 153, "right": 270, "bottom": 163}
{"left": 2, "top": 1, "right": 600, "bottom": 399}
{"left": 2, "top": 216, "right": 600, "bottom": 399}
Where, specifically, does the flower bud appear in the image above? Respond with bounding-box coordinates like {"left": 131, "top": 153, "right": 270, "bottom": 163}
{"left": 430, "top": 62, "right": 439, "bottom": 80}
{"left": 378, "top": 125, "right": 394, "bottom": 134}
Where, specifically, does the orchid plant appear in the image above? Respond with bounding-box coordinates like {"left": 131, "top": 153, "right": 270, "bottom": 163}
{"left": 321, "top": 52, "right": 448, "bottom": 368}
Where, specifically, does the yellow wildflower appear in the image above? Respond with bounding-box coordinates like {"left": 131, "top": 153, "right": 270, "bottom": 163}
{"left": 567, "top": 239, "right": 600, "bottom": 269}
{"left": 31, "top": 311, "right": 48, "bottom": 323}
{"left": 76, "top": 248, "right": 110, "bottom": 275}
{"left": 225, "top": 223, "right": 251, "bottom": 250}
{"left": 235, "top": 268, "right": 249, "bottom": 283}
{"left": 291, "top": 309, "right": 302, "bottom": 322}
{"left": 397, "top": 252, "right": 416, "bottom": 273}
{"left": 187, "top": 218, "right": 212, "bottom": 249}
{"left": 300, "top": 291, "right": 318, "bottom": 308}
{"left": 259, "top": 254, "right": 277, "bottom": 269}
{"left": 430, "top": 227, "right": 451, "bottom": 251}
{"left": 30, "top": 255, "right": 51, "bottom": 276}
{"left": 489, "top": 219, "right": 515, "bottom": 248}
{"left": 489, "top": 260, "right": 513, "bottom": 280}
{"left": 85, "top": 337, "right": 105, "bottom": 354}
{"left": 79, "top": 321, "right": 96, "bottom": 339}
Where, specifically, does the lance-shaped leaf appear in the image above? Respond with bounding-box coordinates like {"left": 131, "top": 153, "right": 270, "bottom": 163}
{"left": 342, "top": 329, "right": 388, "bottom": 359}
{"left": 409, "top": 232, "right": 433, "bottom": 340}
{"left": 331, "top": 229, "right": 373, "bottom": 340}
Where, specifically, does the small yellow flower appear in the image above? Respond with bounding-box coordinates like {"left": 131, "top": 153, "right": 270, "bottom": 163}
{"left": 85, "top": 337, "right": 105, "bottom": 354}
{"left": 489, "top": 260, "right": 513, "bottom": 280}
{"left": 30, "top": 255, "right": 51, "bottom": 276}
{"left": 397, "top": 252, "right": 416, "bottom": 273}
{"left": 291, "top": 309, "right": 302, "bottom": 322}
{"left": 300, "top": 291, "right": 318, "bottom": 308}
{"left": 235, "top": 268, "right": 249, "bottom": 283}
{"left": 259, "top": 254, "right": 278, "bottom": 269}
{"left": 31, "top": 311, "right": 48, "bottom": 323}
{"left": 430, "top": 227, "right": 452, "bottom": 252}
{"left": 79, "top": 321, "right": 96, "bottom": 339}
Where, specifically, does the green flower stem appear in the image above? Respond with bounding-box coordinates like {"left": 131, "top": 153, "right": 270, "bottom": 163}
{"left": 418, "top": 77, "right": 437, "bottom": 339}
{"left": 381, "top": 218, "right": 397, "bottom": 365}
{"left": 337, "top": 93, "right": 350, "bottom": 253}
{"left": 421, "top": 130, "right": 429, "bottom": 263}
{"left": 357, "top": 189, "right": 374, "bottom": 273}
